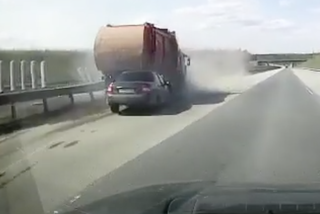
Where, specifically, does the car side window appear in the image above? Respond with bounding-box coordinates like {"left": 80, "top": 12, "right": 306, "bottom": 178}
{"left": 154, "top": 73, "right": 163, "bottom": 86}
{"left": 156, "top": 74, "right": 165, "bottom": 85}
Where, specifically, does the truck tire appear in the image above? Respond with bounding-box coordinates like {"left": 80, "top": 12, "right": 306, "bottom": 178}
{"left": 110, "top": 104, "right": 120, "bottom": 113}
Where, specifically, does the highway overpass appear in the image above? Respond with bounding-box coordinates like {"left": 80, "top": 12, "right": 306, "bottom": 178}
{"left": 257, "top": 58, "right": 308, "bottom": 66}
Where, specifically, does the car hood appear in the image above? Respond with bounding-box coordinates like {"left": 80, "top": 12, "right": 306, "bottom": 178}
{"left": 52, "top": 182, "right": 320, "bottom": 214}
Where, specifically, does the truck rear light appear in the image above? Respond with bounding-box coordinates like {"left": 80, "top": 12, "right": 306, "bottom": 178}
{"left": 107, "top": 82, "right": 115, "bottom": 94}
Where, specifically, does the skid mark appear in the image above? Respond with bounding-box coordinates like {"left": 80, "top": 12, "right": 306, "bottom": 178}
{"left": 64, "top": 140, "right": 79, "bottom": 148}
{"left": 0, "top": 163, "right": 36, "bottom": 189}
{"left": 48, "top": 141, "right": 65, "bottom": 149}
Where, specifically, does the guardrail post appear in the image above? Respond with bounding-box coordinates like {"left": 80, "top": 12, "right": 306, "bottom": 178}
{"left": 20, "top": 60, "right": 26, "bottom": 90}
{"left": 40, "top": 60, "right": 46, "bottom": 88}
{"left": 69, "top": 94, "right": 74, "bottom": 105}
{"left": 77, "top": 67, "right": 86, "bottom": 83}
{"left": 42, "top": 99, "right": 49, "bottom": 113}
{"left": 10, "top": 60, "right": 15, "bottom": 91}
{"left": 86, "top": 67, "right": 95, "bottom": 101}
{"left": 30, "top": 61, "right": 36, "bottom": 89}
{"left": 89, "top": 91, "right": 94, "bottom": 101}
{"left": 40, "top": 60, "right": 48, "bottom": 112}
{"left": 10, "top": 103, "right": 16, "bottom": 119}
{"left": 85, "top": 67, "right": 93, "bottom": 82}
{"left": 0, "top": 61, "right": 2, "bottom": 93}
{"left": 77, "top": 67, "right": 81, "bottom": 81}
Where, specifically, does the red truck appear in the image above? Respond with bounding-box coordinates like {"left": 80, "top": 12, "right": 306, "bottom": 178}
{"left": 93, "top": 22, "right": 190, "bottom": 94}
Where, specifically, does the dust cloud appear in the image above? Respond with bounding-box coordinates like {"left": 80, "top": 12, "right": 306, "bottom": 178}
{"left": 70, "top": 48, "right": 254, "bottom": 93}
{"left": 185, "top": 50, "right": 252, "bottom": 95}
{"left": 71, "top": 51, "right": 103, "bottom": 83}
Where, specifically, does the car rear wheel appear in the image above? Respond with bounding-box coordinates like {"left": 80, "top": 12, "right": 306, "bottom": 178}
{"left": 110, "top": 104, "right": 120, "bottom": 113}
{"left": 155, "top": 96, "right": 162, "bottom": 108}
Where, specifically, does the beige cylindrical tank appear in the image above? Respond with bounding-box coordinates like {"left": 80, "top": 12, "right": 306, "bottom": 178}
{"left": 94, "top": 25, "right": 145, "bottom": 75}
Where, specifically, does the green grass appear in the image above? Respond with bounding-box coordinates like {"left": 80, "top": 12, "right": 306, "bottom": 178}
{"left": 0, "top": 50, "right": 99, "bottom": 91}
{"left": 299, "top": 54, "right": 320, "bottom": 69}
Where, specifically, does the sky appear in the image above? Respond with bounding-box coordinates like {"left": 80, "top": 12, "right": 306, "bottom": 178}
{"left": 0, "top": 0, "right": 320, "bottom": 53}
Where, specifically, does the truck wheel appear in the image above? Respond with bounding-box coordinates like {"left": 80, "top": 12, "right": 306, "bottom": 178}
{"left": 110, "top": 104, "right": 119, "bottom": 113}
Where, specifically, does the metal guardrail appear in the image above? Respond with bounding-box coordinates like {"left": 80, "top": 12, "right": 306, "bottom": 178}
{"left": 0, "top": 81, "right": 105, "bottom": 105}
{"left": 0, "top": 81, "right": 106, "bottom": 120}
{"left": 0, "top": 60, "right": 102, "bottom": 93}
{"left": 0, "top": 60, "right": 48, "bottom": 92}
{"left": 0, "top": 58, "right": 105, "bottom": 121}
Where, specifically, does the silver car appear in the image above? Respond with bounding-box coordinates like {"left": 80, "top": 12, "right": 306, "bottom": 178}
{"left": 106, "top": 71, "right": 171, "bottom": 113}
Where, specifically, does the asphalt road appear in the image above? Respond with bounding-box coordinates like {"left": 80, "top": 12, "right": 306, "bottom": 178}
{"left": 57, "top": 69, "right": 320, "bottom": 212}
{"left": 0, "top": 67, "right": 294, "bottom": 214}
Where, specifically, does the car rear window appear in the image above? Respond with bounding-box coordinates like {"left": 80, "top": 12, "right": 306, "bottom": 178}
{"left": 116, "top": 72, "right": 155, "bottom": 82}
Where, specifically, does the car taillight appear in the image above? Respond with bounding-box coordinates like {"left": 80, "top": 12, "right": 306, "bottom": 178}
{"left": 107, "top": 82, "right": 114, "bottom": 94}
{"left": 138, "top": 83, "right": 151, "bottom": 92}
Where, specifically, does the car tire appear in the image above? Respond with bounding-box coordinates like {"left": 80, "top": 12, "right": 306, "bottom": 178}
{"left": 110, "top": 104, "right": 120, "bottom": 113}
{"left": 155, "top": 96, "right": 162, "bottom": 108}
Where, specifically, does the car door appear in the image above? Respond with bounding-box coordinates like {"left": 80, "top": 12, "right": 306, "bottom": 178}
{"left": 155, "top": 73, "right": 169, "bottom": 102}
